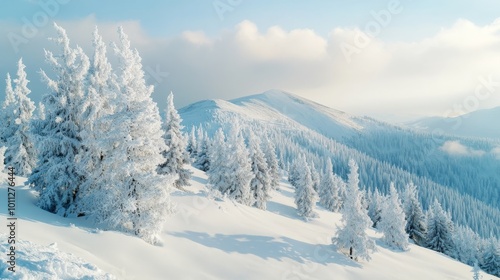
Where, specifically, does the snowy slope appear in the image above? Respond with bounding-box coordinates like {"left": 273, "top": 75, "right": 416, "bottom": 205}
{"left": 180, "top": 89, "right": 366, "bottom": 139}
{"left": 0, "top": 168, "right": 497, "bottom": 280}
{"left": 406, "top": 106, "right": 500, "bottom": 139}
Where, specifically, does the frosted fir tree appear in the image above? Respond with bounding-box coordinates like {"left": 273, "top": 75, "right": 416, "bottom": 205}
{"left": 248, "top": 132, "right": 271, "bottom": 210}
{"left": 333, "top": 159, "right": 376, "bottom": 261}
{"left": 207, "top": 128, "right": 228, "bottom": 193}
{"left": 403, "top": 182, "right": 427, "bottom": 246}
{"left": 3, "top": 59, "right": 36, "bottom": 176}
{"left": 368, "top": 189, "right": 384, "bottom": 228}
{"left": 158, "top": 92, "right": 192, "bottom": 188}
{"left": 480, "top": 238, "right": 500, "bottom": 277}
{"left": 288, "top": 155, "right": 304, "bottom": 187}
{"left": 378, "top": 183, "right": 409, "bottom": 250}
{"left": 454, "top": 225, "right": 480, "bottom": 265}
{"left": 426, "top": 199, "right": 455, "bottom": 256}
{"left": 94, "top": 26, "right": 174, "bottom": 244}
{"left": 310, "top": 162, "right": 321, "bottom": 192}
{"left": 294, "top": 156, "right": 318, "bottom": 219}
{"left": 318, "top": 160, "right": 341, "bottom": 212}
{"left": 224, "top": 124, "right": 253, "bottom": 205}
{"left": 74, "top": 27, "right": 119, "bottom": 217}
{"left": 186, "top": 127, "right": 197, "bottom": 158}
{"left": 28, "top": 23, "right": 90, "bottom": 216}
{"left": 194, "top": 129, "right": 210, "bottom": 172}
{"left": 262, "top": 137, "right": 280, "bottom": 189}
{"left": 0, "top": 74, "right": 16, "bottom": 146}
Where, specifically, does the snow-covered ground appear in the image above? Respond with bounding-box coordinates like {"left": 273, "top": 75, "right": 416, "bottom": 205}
{"left": 0, "top": 167, "right": 497, "bottom": 279}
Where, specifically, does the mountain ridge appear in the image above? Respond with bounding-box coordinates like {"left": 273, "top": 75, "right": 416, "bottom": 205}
{"left": 179, "top": 89, "right": 500, "bottom": 238}
{"left": 406, "top": 106, "right": 500, "bottom": 139}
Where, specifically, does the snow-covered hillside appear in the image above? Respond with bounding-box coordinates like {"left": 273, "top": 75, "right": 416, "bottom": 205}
{"left": 179, "top": 90, "right": 500, "bottom": 238}
{"left": 1, "top": 168, "right": 496, "bottom": 280}
{"left": 406, "top": 106, "right": 500, "bottom": 139}
{"left": 180, "top": 89, "right": 366, "bottom": 139}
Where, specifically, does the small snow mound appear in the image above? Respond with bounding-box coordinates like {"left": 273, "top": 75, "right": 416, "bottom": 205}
{"left": 0, "top": 235, "right": 115, "bottom": 280}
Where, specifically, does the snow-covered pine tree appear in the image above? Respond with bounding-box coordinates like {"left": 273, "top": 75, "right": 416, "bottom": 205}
{"left": 262, "top": 137, "right": 280, "bottom": 189}
{"left": 293, "top": 156, "right": 317, "bottom": 219}
{"left": 97, "top": 26, "right": 174, "bottom": 244}
{"left": 0, "top": 74, "right": 16, "bottom": 147}
{"left": 333, "top": 159, "right": 376, "bottom": 261}
{"left": 28, "top": 23, "right": 90, "bottom": 216}
{"left": 158, "top": 92, "right": 192, "bottom": 188}
{"left": 3, "top": 59, "right": 36, "bottom": 176}
{"left": 403, "top": 182, "right": 427, "bottom": 246}
{"left": 207, "top": 128, "right": 228, "bottom": 193}
{"left": 248, "top": 131, "right": 271, "bottom": 210}
{"left": 368, "top": 188, "right": 383, "bottom": 228}
{"left": 224, "top": 124, "right": 253, "bottom": 205}
{"left": 426, "top": 199, "right": 455, "bottom": 256}
{"left": 288, "top": 155, "right": 303, "bottom": 187}
{"left": 480, "top": 237, "right": 500, "bottom": 277}
{"left": 74, "top": 27, "right": 119, "bottom": 217}
{"left": 186, "top": 126, "right": 197, "bottom": 158}
{"left": 379, "top": 183, "right": 409, "bottom": 250}
{"left": 310, "top": 162, "right": 320, "bottom": 192}
{"left": 453, "top": 225, "right": 480, "bottom": 266}
{"left": 194, "top": 129, "right": 210, "bottom": 172}
{"left": 318, "top": 160, "right": 341, "bottom": 212}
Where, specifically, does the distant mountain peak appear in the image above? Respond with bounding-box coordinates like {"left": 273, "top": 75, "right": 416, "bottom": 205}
{"left": 181, "top": 89, "right": 366, "bottom": 138}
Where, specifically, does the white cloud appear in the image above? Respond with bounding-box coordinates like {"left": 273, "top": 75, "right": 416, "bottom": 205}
{"left": 233, "top": 20, "right": 328, "bottom": 61}
{"left": 2, "top": 17, "right": 500, "bottom": 121}
{"left": 491, "top": 147, "right": 500, "bottom": 159}
{"left": 440, "top": 141, "right": 485, "bottom": 157}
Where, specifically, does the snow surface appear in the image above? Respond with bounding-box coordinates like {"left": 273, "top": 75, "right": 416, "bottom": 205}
{"left": 1, "top": 167, "right": 497, "bottom": 280}
{"left": 180, "top": 90, "right": 365, "bottom": 139}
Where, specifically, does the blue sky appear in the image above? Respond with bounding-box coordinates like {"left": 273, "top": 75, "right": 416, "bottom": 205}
{"left": 2, "top": 0, "right": 500, "bottom": 121}
{"left": 3, "top": 0, "right": 498, "bottom": 39}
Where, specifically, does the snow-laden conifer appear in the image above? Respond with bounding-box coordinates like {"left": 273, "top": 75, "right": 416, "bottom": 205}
{"left": 0, "top": 74, "right": 16, "bottom": 146}
{"left": 293, "top": 156, "right": 318, "bottom": 219}
{"left": 96, "top": 26, "right": 174, "bottom": 244}
{"left": 368, "top": 189, "right": 383, "bottom": 228}
{"left": 194, "top": 128, "right": 210, "bottom": 172}
{"left": 187, "top": 126, "right": 197, "bottom": 158}
{"left": 426, "top": 199, "right": 455, "bottom": 256}
{"left": 403, "top": 182, "right": 427, "bottom": 246}
{"left": 207, "top": 128, "right": 227, "bottom": 193}
{"left": 3, "top": 59, "right": 36, "bottom": 176}
{"left": 480, "top": 238, "right": 500, "bottom": 277}
{"left": 379, "top": 183, "right": 409, "bottom": 250}
{"left": 262, "top": 137, "right": 280, "bottom": 189}
{"left": 225, "top": 124, "right": 253, "bottom": 205}
{"left": 28, "top": 23, "right": 89, "bottom": 216}
{"left": 333, "top": 159, "right": 376, "bottom": 261}
{"left": 248, "top": 132, "right": 271, "bottom": 210}
{"left": 318, "top": 160, "right": 341, "bottom": 212}
{"left": 158, "top": 92, "right": 192, "bottom": 188}
{"left": 75, "top": 27, "right": 118, "bottom": 217}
